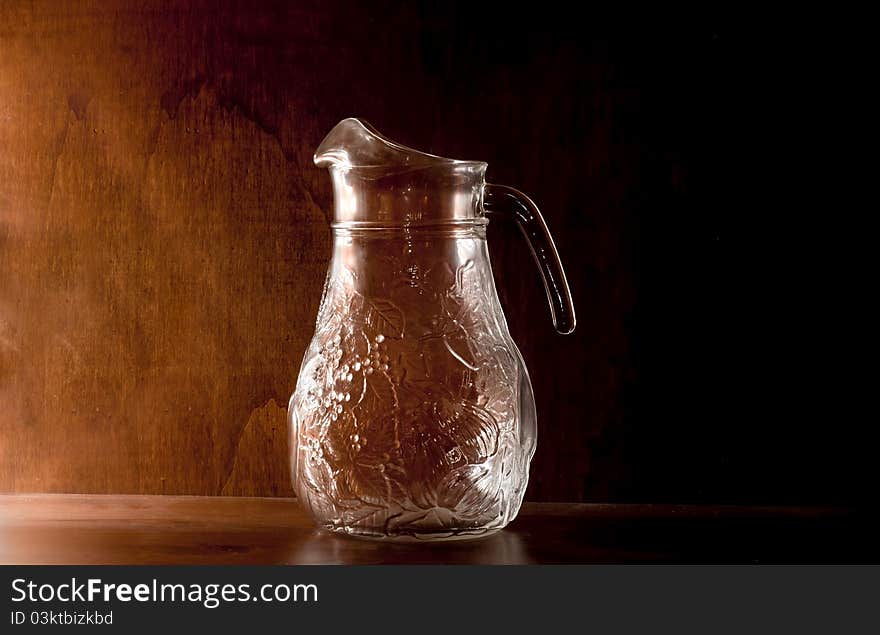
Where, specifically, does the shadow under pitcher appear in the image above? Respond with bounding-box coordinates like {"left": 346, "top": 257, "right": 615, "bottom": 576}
{"left": 288, "top": 119, "right": 576, "bottom": 540}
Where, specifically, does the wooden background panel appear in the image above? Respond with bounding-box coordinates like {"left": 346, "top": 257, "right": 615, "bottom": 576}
{"left": 0, "top": 2, "right": 856, "bottom": 503}
{"left": 0, "top": 0, "right": 334, "bottom": 497}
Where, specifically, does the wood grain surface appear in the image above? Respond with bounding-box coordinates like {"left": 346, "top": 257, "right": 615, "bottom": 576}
{"left": 0, "top": 494, "right": 870, "bottom": 565}
{"left": 0, "top": 2, "right": 856, "bottom": 503}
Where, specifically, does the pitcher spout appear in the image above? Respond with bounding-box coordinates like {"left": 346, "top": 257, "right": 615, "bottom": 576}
{"left": 313, "top": 118, "right": 487, "bottom": 225}
{"left": 314, "top": 118, "right": 485, "bottom": 173}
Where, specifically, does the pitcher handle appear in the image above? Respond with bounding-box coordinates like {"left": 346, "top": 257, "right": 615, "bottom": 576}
{"left": 483, "top": 184, "right": 576, "bottom": 335}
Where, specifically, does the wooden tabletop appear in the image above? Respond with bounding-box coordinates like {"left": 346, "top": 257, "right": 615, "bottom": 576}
{"left": 0, "top": 495, "right": 871, "bottom": 565}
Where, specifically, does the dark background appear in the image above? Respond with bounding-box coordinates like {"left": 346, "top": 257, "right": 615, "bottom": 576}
{"left": 0, "top": 1, "right": 864, "bottom": 504}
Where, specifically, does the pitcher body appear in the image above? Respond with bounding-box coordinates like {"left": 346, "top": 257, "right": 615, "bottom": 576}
{"left": 289, "top": 119, "right": 574, "bottom": 540}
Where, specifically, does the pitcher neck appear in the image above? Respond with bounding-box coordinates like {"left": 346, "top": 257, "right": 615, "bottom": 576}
{"left": 330, "top": 218, "right": 488, "bottom": 237}
{"left": 328, "top": 164, "right": 487, "bottom": 226}
{"left": 327, "top": 225, "right": 495, "bottom": 297}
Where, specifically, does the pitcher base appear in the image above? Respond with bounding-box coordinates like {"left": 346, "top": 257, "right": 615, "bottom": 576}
{"left": 321, "top": 523, "right": 504, "bottom": 543}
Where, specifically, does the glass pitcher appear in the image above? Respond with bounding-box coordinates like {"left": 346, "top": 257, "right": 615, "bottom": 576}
{"left": 289, "top": 119, "right": 575, "bottom": 540}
